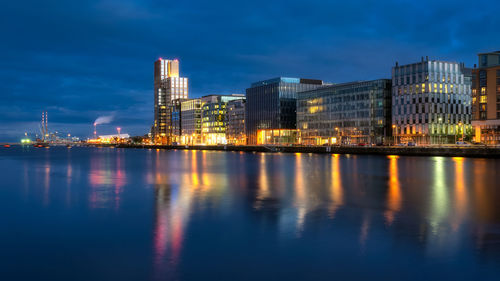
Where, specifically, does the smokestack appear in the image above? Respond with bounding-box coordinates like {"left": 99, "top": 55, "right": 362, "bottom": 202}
{"left": 94, "top": 123, "right": 97, "bottom": 139}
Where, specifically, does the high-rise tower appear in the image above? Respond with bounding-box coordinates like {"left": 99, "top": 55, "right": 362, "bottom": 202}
{"left": 153, "top": 58, "right": 188, "bottom": 143}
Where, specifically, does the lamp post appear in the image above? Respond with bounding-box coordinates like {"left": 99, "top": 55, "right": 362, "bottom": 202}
{"left": 392, "top": 124, "right": 397, "bottom": 145}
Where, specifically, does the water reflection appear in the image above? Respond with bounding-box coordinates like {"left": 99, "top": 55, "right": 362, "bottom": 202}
{"left": 385, "top": 155, "right": 401, "bottom": 225}
{"left": 452, "top": 157, "right": 467, "bottom": 231}
{"left": 88, "top": 150, "right": 127, "bottom": 209}
{"left": 4, "top": 147, "right": 500, "bottom": 280}
{"left": 329, "top": 154, "right": 343, "bottom": 218}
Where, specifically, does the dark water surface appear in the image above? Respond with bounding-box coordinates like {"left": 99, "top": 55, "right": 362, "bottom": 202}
{"left": 1, "top": 146, "right": 500, "bottom": 280}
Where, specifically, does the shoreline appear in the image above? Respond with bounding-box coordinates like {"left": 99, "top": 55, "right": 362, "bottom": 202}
{"left": 104, "top": 144, "right": 500, "bottom": 158}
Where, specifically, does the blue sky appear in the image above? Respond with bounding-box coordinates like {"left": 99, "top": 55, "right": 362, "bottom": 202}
{"left": 1, "top": 0, "right": 499, "bottom": 140}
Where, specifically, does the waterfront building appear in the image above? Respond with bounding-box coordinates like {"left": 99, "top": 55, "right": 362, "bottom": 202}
{"left": 153, "top": 58, "right": 189, "bottom": 143}
{"left": 257, "top": 129, "right": 300, "bottom": 145}
{"left": 169, "top": 98, "right": 188, "bottom": 144}
{"left": 226, "top": 99, "right": 246, "bottom": 145}
{"left": 297, "top": 79, "right": 392, "bottom": 145}
{"left": 392, "top": 57, "right": 472, "bottom": 144}
{"left": 245, "top": 77, "right": 325, "bottom": 145}
{"left": 180, "top": 98, "right": 202, "bottom": 145}
{"left": 201, "top": 94, "right": 245, "bottom": 145}
{"left": 471, "top": 51, "right": 500, "bottom": 144}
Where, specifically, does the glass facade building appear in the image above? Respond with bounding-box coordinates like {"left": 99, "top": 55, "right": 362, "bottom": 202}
{"left": 153, "top": 58, "right": 189, "bottom": 143}
{"left": 201, "top": 94, "right": 245, "bottom": 145}
{"left": 471, "top": 51, "right": 500, "bottom": 144}
{"left": 297, "top": 79, "right": 392, "bottom": 145}
{"left": 245, "top": 77, "right": 324, "bottom": 145}
{"left": 225, "top": 99, "right": 246, "bottom": 145}
{"left": 180, "top": 99, "right": 202, "bottom": 145}
{"left": 392, "top": 58, "right": 472, "bottom": 144}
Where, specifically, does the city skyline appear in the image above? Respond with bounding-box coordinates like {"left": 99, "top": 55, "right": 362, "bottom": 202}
{"left": 1, "top": 0, "right": 500, "bottom": 141}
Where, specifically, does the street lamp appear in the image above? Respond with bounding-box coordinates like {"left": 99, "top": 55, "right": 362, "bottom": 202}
{"left": 392, "top": 124, "right": 397, "bottom": 145}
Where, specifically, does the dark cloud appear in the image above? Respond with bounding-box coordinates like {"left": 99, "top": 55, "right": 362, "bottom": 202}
{"left": 0, "top": 0, "right": 498, "bottom": 140}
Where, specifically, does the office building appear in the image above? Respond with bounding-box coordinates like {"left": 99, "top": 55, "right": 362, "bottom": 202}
{"left": 169, "top": 98, "right": 188, "bottom": 144}
{"left": 153, "top": 58, "right": 189, "bottom": 143}
{"left": 226, "top": 99, "right": 246, "bottom": 145}
{"left": 471, "top": 51, "right": 500, "bottom": 144}
{"left": 245, "top": 77, "right": 325, "bottom": 145}
{"left": 201, "top": 94, "right": 245, "bottom": 145}
{"left": 392, "top": 57, "right": 472, "bottom": 144}
{"left": 297, "top": 79, "right": 392, "bottom": 145}
{"left": 180, "top": 99, "right": 202, "bottom": 145}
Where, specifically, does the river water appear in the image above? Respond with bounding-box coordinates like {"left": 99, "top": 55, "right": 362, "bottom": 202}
{"left": 1, "top": 146, "right": 500, "bottom": 280}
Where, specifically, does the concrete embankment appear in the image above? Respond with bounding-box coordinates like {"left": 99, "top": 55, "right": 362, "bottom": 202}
{"left": 108, "top": 144, "right": 500, "bottom": 158}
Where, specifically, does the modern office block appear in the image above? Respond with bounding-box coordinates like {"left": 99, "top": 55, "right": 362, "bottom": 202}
{"left": 392, "top": 57, "right": 472, "bottom": 144}
{"left": 297, "top": 79, "right": 392, "bottom": 145}
{"left": 245, "top": 77, "right": 325, "bottom": 145}
{"left": 201, "top": 94, "right": 245, "bottom": 145}
{"left": 180, "top": 99, "right": 202, "bottom": 144}
{"left": 471, "top": 51, "right": 500, "bottom": 144}
{"left": 226, "top": 99, "right": 246, "bottom": 145}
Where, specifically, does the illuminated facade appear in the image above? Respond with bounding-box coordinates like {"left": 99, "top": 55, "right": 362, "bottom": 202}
{"left": 226, "top": 99, "right": 246, "bottom": 145}
{"left": 245, "top": 77, "right": 325, "bottom": 145}
{"left": 392, "top": 58, "right": 472, "bottom": 144}
{"left": 180, "top": 99, "right": 202, "bottom": 145}
{"left": 201, "top": 94, "right": 245, "bottom": 145}
{"left": 297, "top": 79, "right": 392, "bottom": 145}
{"left": 257, "top": 129, "right": 300, "bottom": 145}
{"left": 153, "top": 58, "right": 189, "bottom": 143}
{"left": 471, "top": 51, "right": 500, "bottom": 144}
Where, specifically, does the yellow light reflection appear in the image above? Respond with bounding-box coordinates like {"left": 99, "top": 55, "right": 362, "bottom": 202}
{"left": 329, "top": 154, "right": 343, "bottom": 218}
{"left": 255, "top": 154, "right": 270, "bottom": 209}
{"left": 294, "top": 153, "right": 306, "bottom": 235}
{"left": 452, "top": 157, "right": 467, "bottom": 231}
{"left": 385, "top": 155, "right": 402, "bottom": 225}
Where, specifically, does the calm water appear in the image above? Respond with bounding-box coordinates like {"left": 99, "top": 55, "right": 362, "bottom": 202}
{"left": 1, "top": 147, "right": 500, "bottom": 280}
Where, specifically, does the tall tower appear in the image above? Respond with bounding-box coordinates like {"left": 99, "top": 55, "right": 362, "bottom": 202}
{"left": 153, "top": 58, "right": 189, "bottom": 143}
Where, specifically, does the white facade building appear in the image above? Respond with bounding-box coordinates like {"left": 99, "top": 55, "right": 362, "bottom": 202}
{"left": 392, "top": 57, "right": 472, "bottom": 144}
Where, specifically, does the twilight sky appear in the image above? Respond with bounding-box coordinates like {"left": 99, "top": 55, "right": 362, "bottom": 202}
{"left": 1, "top": 0, "right": 499, "bottom": 141}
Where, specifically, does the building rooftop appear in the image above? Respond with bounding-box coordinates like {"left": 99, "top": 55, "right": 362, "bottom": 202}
{"left": 297, "top": 79, "right": 391, "bottom": 96}
{"left": 250, "top": 77, "right": 323, "bottom": 88}
{"left": 477, "top": 51, "right": 500, "bottom": 56}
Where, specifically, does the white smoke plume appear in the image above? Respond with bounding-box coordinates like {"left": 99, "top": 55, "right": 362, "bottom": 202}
{"left": 93, "top": 115, "right": 114, "bottom": 126}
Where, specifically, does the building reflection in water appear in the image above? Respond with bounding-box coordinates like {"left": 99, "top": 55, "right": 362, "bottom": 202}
{"left": 328, "top": 154, "right": 343, "bottom": 218}
{"left": 255, "top": 153, "right": 270, "bottom": 210}
{"left": 151, "top": 150, "right": 229, "bottom": 279}
{"left": 294, "top": 153, "right": 307, "bottom": 235}
{"left": 144, "top": 150, "right": 500, "bottom": 277}
{"left": 429, "top": 157, "right": 449, "bottom": 234}
{"left": 88, "top": 150, "right": 126, "bottom": 209}
{"left": 452, "top": 157, "right": 467, "bottom": 231}
{"left": 385, "top": 155, "right": 401, "bottom": 225}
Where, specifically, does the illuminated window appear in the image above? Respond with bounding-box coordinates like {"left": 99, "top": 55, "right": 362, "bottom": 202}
{"left": 480, "top": 96, "right": 487, "bottom": 103}
{"left": 481, "top": 87, "right": 486, "bottom": 94}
